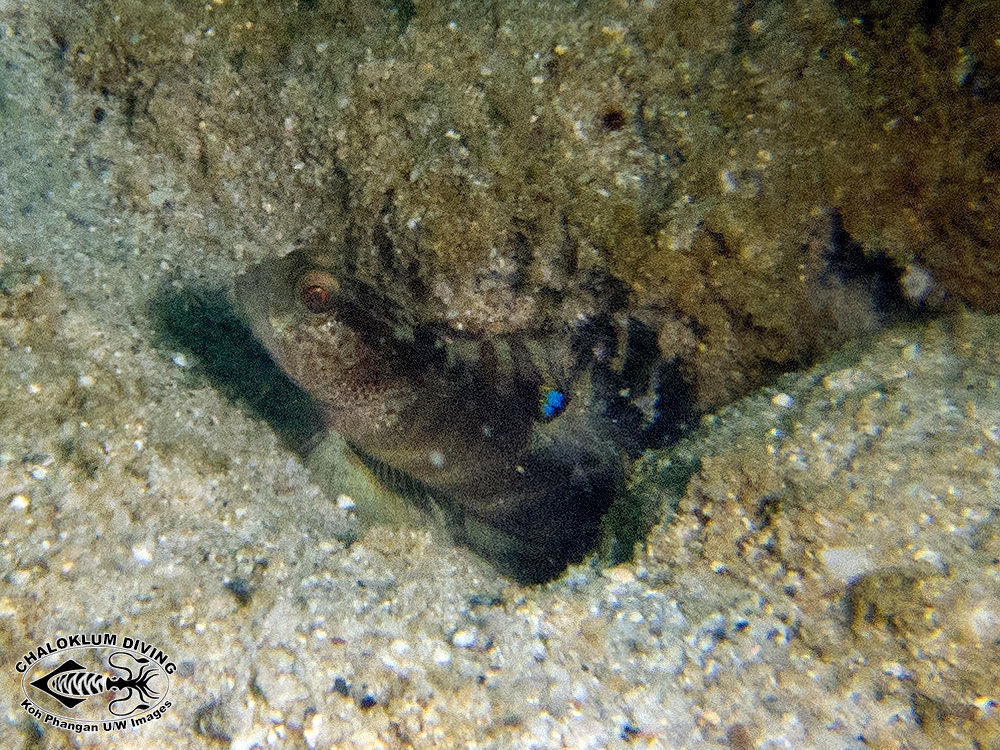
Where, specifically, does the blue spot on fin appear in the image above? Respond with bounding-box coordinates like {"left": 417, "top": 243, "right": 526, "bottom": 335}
{"left": 540, "top": 388, "right": 566, "bottom": 420}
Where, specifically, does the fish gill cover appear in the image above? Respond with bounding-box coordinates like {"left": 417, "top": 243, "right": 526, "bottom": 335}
{"left": 43, "top": 0, "right": 999, "bottom": 580}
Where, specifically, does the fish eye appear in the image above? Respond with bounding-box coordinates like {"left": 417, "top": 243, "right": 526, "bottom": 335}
{"left": 297, "top": 270, "right": 339, "bottom": 313}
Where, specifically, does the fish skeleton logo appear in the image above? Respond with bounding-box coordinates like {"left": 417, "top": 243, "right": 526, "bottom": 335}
{"left": 16, "top": 634, "right": 174, "bottom": 733}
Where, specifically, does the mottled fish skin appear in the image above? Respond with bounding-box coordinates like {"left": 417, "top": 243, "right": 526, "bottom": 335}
{"left": 233, "top": 251, "right": 616, "bottom": 539}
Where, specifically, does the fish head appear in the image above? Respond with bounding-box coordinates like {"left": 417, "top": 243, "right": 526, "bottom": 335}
{"left": 232, "top": 250, "right": 415, "bottom": 433}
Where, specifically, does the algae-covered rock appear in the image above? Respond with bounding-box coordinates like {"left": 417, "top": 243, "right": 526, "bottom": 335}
{"left": 628, "top": 310, "right": 1000, "bottom": 748}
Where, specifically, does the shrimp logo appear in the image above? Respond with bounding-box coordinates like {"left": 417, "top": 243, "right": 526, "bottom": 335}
{"left": 16, "top": 634, "right": 174, "bottom": 733}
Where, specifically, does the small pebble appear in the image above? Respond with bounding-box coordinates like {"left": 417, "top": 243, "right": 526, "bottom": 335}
{"left": 901, "top": 264, "right": 933, "bottom": 303}
{"left": 336, "top": 494, "right": 355, "bottom": 510}
{"left": 771, "top": 392, "right": 793, "bottom": 408}
{"left": 9, "top": 494, "right": 29, "bottom": 510}
{"left": 432, "top": 647, "right": 451, "bottom": 666}
{"left": 601, "top": 565, "right": 635, "bottom": 584}
{"left": 823, "top": 368, "right": 859, "bottom": 391}
{"left": 304, "top": 715, "right": 323, "bottom": 748}
{"left": 818, "top": 546, "right": 873, "bottom": 582}
{"left": 973, "top": 696, "right": 997, "bottom": 712}
{"left": 131, "top": 545, "right": 153, "bottom": 564}
{"left": 913, "top": 548, "right": 945, "bottom": 571}
{"left": 452, "top": 629, "right": 476, "bottom": 648}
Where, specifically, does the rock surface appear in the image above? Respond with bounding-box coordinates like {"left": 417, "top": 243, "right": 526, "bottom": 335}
{"left": 41, "top": 0, "right": 1000, "bottom": 412}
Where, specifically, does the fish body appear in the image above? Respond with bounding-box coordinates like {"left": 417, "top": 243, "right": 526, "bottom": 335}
{"left": 234, "top": 251, "right": 621, "bottom": 578}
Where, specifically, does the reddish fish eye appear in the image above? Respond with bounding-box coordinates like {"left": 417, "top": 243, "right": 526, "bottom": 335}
{"left": 297, "top": 271, "right": 338, "bottom": 313}
{"left": 302, "top": 284, "right": 330, "bottom": 312}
